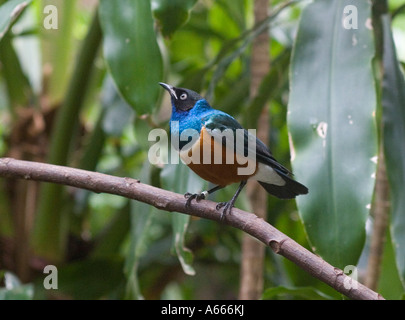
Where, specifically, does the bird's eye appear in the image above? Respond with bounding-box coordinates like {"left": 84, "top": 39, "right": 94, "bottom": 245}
{"left": 180, "top": 93, "right": 188, "bottom": 100}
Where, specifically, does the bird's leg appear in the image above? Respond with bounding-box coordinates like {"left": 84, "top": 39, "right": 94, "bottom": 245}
{"left": 216, "top": 180, "right": 247, "bottom": 221}
{"left": 184, "top": 185, "right": 224, "bottom": 208}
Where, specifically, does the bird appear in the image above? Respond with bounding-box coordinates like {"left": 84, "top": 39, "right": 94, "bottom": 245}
{"left": 159, "top": 82, "right": 308, "bottom": 220}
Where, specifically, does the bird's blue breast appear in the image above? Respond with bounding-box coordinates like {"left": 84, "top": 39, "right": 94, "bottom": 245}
{"left": 170, "top": 99, "right": 226, "bottom": 150}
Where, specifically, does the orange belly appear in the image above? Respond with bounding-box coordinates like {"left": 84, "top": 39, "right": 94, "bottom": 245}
{"left": 179, "top": 127, "right": 257, "bottom": 186}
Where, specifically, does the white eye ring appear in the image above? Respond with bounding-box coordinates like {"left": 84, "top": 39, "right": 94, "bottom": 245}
{"left": 180, "top": 93, "right": 187, "bottom": 100}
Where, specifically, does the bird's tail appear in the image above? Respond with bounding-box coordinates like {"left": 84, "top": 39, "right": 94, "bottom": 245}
{"left": 259, "top": 174, "right": 308, "bottom": 199}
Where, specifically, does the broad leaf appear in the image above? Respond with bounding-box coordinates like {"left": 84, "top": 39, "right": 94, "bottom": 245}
{"left": 288, "top": 0, "right": 377, "bottom": 268}
{"left": 101, "top": 75, "right": 135, "bottom": 137}
{"left": 0, "top": 0, "right": 31, "bottom": 41}
{"left": 381, "top": 14, "right": 405, "bottom": 289}
{"left": 99, "top": 0, "right": 163, "bottom": 115}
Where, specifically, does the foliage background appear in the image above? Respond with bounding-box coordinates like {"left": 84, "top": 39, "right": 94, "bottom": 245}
{"left": 0, "top": 0, "right": 404, "bottom": 300}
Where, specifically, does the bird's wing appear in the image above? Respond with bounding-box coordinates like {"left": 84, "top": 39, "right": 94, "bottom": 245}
{"left": 203, "top": 113, "right": 291, "bottom": 175}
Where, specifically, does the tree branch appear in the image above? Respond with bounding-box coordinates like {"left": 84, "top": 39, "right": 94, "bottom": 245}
{"left": 0, "top": 157, "right": 384, "bottom": 300}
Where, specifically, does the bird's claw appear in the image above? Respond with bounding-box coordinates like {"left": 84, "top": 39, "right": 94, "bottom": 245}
{"left": 184, "top": 192, "right": 234, "bottom": 220}
{"left": 184, "top": 191, "right": 207, "bottom": 208}
{"left": 216, "top": 201, "right": 233, "bottom": 221}
{"left": 185, "top": 193, "right": 197, "bottom": 208}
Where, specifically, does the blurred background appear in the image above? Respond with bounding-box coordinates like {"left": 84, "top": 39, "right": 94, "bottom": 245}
{"left": 0, "top": 0, "right": 404, "bottom": 300}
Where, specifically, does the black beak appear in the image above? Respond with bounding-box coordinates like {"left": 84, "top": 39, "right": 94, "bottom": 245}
{"left": 159, "top": 82, "right": 178, "bottom": 100}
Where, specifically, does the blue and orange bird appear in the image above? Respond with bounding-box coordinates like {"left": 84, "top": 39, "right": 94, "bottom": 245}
{"left": 160, "top": 83, "right": 308, "bottom": 219}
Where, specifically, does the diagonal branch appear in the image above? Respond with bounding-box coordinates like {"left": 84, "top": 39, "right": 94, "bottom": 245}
{"left": 0, "top": 157, "right": 384, "bottom": 300}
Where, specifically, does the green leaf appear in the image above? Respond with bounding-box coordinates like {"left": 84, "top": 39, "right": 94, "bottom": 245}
{"left": 381, "top": 14, "right": 405, "bottom": 290}
{"left": 91, "top": 202, "right": 131, "bottom": 259}
{"left": 377, "top": 228, "right": 405, "bottom": 299}
{"left": 12, "top": 7, "right": 42, "bottom": 94}
{"left": 124, "top": 161, "right": 155, "bottom": 299}
{"left": 125, "top": 199, "right": 154, "bottom": 299}
{"left": 288, "top": 0, "right": 377, "bottom": 269}
{"left": 152, "top": 0, "right": 198, "bottom": 37}
{"left": 161, "top": 161, "right": 205, "bottom": 276}
{"left": 99, "top": 0, "right": 163, "bottom": 115}
{"left": 0, "top": 0, "right": 34, "bottom": 109}
{"left": 101, "top": 75, "right": 135, "bottom": 137}
{"left": 0, "top": 35, "right": 31, "bottom": 109}
{"left": 0, "top": 0, "right": 32, "bottom": 41}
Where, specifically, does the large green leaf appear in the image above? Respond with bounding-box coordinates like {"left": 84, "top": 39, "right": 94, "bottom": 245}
{"left": 152, "top": 0, "right": 198, "bottom": 37}
{"left": 288, "top": 0, "right": 377, "bottom": 269}
{"left": 381, "top": 14, "right": 405, "bottom": 289}
{"left": 0, "top": 0, "right": 31, "bottom": 41}
{"left": 101, "top": 75, "right": 135, "bottom": 137}
{"left": 99, "top": 0, "right": 163, "bottom": 115}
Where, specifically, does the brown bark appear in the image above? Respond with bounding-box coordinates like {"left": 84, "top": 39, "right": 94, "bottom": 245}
{"left": 239, "top": 0, "right": 270, "bottom": 300}
{"left": 364, "top": 149, "right": 390, "bottom": 290}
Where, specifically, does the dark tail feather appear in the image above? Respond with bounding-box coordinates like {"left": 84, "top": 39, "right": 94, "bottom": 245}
{"left": 259, "top": 175, "right": 308, "bottom": 199}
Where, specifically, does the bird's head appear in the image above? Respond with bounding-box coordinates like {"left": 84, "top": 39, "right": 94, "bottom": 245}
{"left": 159, "top": 82, "right": 204, "bottom": 112}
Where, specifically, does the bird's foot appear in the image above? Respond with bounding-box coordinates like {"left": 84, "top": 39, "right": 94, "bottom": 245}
{"left": 216, "top": 201, "right": 234, "bottom": 221}
{"left": 184, "top": 191, "right": 208, "bottom": 208}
